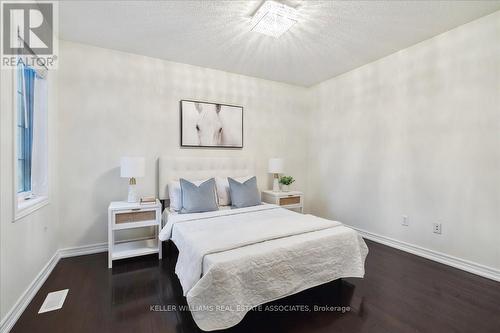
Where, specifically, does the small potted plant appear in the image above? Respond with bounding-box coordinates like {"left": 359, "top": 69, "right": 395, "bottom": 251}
{"left": 279, "top": 176, "right": 295, "bottom": 192}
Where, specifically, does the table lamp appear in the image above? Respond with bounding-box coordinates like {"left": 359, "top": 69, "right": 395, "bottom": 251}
{"left": 268, "top": 158, "right": 284, "bottom": 192}
{"left": 120, "top": 157, "right": 145, "bottom": 202}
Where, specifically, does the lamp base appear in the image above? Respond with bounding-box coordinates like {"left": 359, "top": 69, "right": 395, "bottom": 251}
{"left": 272, "top": 176, "right": 280, "bottom": 192}
{"left": 127, "top": 183, "right": 139, "bottom": 203}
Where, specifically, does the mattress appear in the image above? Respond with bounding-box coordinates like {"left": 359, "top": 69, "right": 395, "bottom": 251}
{"left": 159, "top": 204, "right": 368, "bottom": 331}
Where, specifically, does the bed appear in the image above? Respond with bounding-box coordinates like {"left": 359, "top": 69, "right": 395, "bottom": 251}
{"left": 158, "top": 157, "right": 368, "bottom": 331}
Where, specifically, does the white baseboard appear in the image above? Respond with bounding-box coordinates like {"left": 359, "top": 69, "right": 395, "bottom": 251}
{"left": 3, "top": 232, "right": 499, "bottom": 332}
{"left": 0, "top": 243, "right": 108, "bottom": 333}
{"left": 0, "top": 251, "right": 59, "bottom": 333}
{"left": 58, "top": 242, "right": 107, "bottom": 258}
{"left": 350, "top": 225, "right": 500, "bottom": 282}
{"left": 58, "top": 237, "right": 154, "bottom": 259}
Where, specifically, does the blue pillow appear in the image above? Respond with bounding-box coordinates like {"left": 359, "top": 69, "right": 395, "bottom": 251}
{"left": 179, "top": 178, "right": 218, "bottom": 214}
{"left": 228, "top": 176, "right": 261, "bottom": 208}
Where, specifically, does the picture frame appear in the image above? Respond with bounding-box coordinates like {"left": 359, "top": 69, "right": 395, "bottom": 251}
{"left": 180, "top": 100, "right": 243, "bottom": 148}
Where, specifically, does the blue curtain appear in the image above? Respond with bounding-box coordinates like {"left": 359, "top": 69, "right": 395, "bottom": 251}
{"left": 21, "top": 66, "right": 35, "bottom": 192}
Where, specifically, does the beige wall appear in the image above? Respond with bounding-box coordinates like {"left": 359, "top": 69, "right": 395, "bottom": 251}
{"left": 0, "top": 68, "right": 60, "bottom": 321}
{"left": 57, "top": 41, "right": 310, "bottom": 248}
{"left": 1, "top": 9, "right": 499, "bottom": 328}
{"left": 307, "top": 11, "right": 500, "bottom": 270}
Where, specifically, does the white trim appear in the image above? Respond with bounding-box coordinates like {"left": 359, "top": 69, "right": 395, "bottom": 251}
{"left": 14, "top": 196, "right": 49, "bottom": 221}
{"left": 349, "top": 225, "right": 500, "bottom": 282}
{"left": 58, "top": 242, "right": 107, "bottom": 258}
{"left": 58, "top": 238, "right": 155, "bottom": 259}
{"left": 0, "top": 243, "right": 108, "bottom": 333}
{"left": 0, "top": 251, "right": 59, "bottom": 333}
{"left": 12, "top": 66, "right": 50, "bottom": 223}
{"left": 3, "top": 230, "right": 500, "bottom": 332}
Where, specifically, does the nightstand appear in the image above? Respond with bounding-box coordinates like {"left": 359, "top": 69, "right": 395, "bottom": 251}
{"left": 107, "top": 200, "right": 162, "bottom": 268}
{"left": 261, "top": 190, "right": 304, "bottom": 213}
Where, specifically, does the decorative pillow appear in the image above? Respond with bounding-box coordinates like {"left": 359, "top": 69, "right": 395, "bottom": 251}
{"left": 215, "top": 176, "right": 253, "bottom": 206}
{"left": 169, "top": 178, "right": 213, "bottom": 211}
{"left": 228, "top": 176, "right": 261, "bottom": 208}
{"left": 168, "top": 181, "right": 182, "bottom": 211}
{"left": 179, "top": 178, "right": 218, "bottom": 214}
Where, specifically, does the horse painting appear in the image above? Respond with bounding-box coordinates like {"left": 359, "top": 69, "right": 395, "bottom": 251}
{"left": 194, "top": 102, "right": 223, "bottom": 146}
{"left": 180, "top": 100, "right": 243, "bottom": 148}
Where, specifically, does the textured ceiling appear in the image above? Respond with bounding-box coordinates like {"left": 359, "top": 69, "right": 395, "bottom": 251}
{"left": 59, "top": 1, "right": 500, "bottom": 86}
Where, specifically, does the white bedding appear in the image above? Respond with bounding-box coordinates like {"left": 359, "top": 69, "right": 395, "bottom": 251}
{"left": 159, "top": 204, "right": 368, "bottom": 331}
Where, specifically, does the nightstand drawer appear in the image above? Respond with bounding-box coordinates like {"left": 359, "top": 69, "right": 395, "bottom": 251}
{"left": 115, "top": 210, "right": 156, "bottom": 224}
{"left": 261, "top": 190, "right": 304, "bottom": 213}
{"left": 279, "top": 196, "right": 301, "bottom": 206}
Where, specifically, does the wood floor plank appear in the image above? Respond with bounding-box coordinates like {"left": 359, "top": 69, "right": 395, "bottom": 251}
{"left": 10, "top": 240, "right": 500, "bottom": 333}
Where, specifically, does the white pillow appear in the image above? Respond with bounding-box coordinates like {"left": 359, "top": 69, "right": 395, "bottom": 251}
{"left": 215, "top": 176, "right": 254, "bottom": 206}
{"left": 168, "top": 179, "right": 212, "bottom": 211}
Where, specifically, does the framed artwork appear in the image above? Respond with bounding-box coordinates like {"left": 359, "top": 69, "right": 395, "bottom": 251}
{"left": 180, "top": 100, "right": 243, "bottom": 148}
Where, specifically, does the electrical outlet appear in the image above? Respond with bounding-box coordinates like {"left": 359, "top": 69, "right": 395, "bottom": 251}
{"left": 402, "top": 215, "right": 409, "bottom": 226}
{"left": 433, "top": 223, "right": 442, "bottom": 234}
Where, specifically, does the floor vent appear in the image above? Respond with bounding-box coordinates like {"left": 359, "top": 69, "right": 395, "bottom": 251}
{"left": 38, "top": 289, "right": 69, "bottom": 314}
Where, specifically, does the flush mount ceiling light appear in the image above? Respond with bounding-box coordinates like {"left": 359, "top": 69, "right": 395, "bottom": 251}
{"left": 251, "top": 1, "right": 298, "bottom": 38}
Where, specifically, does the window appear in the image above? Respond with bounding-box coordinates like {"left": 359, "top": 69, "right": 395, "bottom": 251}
{"left": 17, "top": 65, "right": 34, "bottom": 194}
{"left": 15, "top": 62, "right": 49, "bottom": 219}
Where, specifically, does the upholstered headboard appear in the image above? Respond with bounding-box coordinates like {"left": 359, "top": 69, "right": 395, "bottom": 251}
{"left": 158, "top": 157, "right": 255, "bottom": 200}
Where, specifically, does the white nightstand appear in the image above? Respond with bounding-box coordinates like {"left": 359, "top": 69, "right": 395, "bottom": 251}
{"left": 107, "top": 200, "right": 162, "bottom": 268}
{"left": 261, "top": 190, "right": 304, "bottom": 213}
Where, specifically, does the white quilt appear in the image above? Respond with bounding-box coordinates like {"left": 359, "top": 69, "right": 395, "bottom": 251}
{"left": 159, "top": 205, "right": 368, "bottom": 331}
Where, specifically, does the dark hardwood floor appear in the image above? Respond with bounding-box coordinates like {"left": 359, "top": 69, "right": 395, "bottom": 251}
{"left": 11, "top": 240, "right": 500, "bottom": 333}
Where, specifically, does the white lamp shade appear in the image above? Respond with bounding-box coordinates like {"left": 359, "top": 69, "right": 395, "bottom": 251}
{"left": 120, "top": 157, "right": 145, "bottom": 178}
{"left": 268, "top": 158, "right": 284, "bottom": 174}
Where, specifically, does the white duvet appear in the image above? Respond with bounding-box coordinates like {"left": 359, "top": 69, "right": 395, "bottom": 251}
{"left": 159, "top": 204, "right": 368, "bottom": 331}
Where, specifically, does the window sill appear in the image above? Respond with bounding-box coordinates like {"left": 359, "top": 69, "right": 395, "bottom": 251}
{"left": 14, "top": 196, "right": 49, "bottom": 221}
